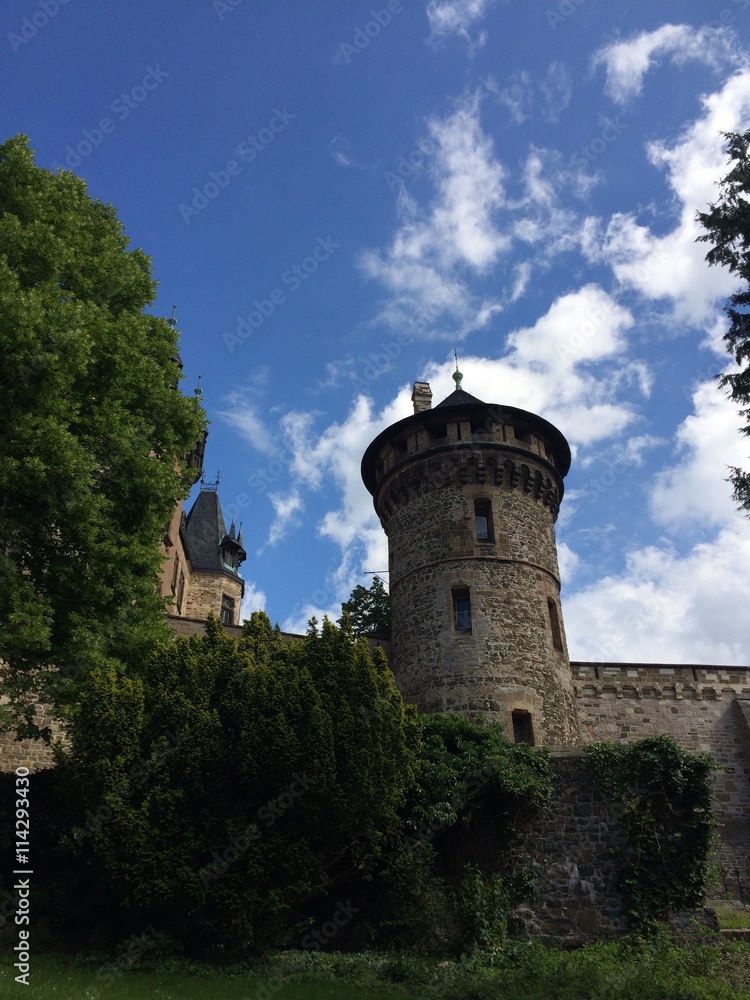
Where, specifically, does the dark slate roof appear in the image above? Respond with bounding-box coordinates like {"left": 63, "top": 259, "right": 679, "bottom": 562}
{"left": 183, "top": 489, "right": 245, "bottom": 575}
{"left": 434, "top": 387, "right": 486, "bottom": 408}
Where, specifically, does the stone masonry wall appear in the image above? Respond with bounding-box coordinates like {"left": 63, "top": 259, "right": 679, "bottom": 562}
{"left": 513, "top": 751, "right": 628, "bottom": 942}
{"left": 385, "top": 450, "right": 577, "bottom": 744}
{"left": 182, "top": 570, "right": 244, "bottom": 625}
{"left": 573, "top": 662, "right": 750, "bottom": 884}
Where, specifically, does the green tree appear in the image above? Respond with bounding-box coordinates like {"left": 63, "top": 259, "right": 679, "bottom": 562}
{"left": 0, "top": 135, "right": 206, "bottom": 724}
{"left": 53, "top": 613, "right": 419, "bottom": 957}
{"left": 697, "top": 129, "right": 750, "bottom": 512}
{"left": 340, "top": 574, "right": 391, "bottom": 639}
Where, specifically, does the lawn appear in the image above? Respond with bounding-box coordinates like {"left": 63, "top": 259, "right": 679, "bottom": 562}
{"left": 2, "top": 937, "right": 750, "bottom": 1000}
{"left": 0, "top": 953, "right": 414, "bottom": 1000}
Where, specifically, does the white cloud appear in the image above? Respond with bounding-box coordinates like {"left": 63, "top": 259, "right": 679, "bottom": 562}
{"left": 649, "top": 376, "right": 748, "bottom": 531}
{"left": 240, "top": 581, "right": 267, "bottom": 620}
{"left": 538, "top": 61, "right": 573, "bottom": 123}
{"left": 586, "top": 69, "right": 750, "bottom": 327}
{"left": 593, "top": 24, "right": 742, "bottom": 105}
{"left": 563, "top": 521, "right": 750, "bottom": 664}
{"left": 426, "top": 0, "right": 499, "bottom": 45}
{"left": 329, "top": 135, "right": 356, "bottom": 168}
{"left": 266, "top": 490, "right": 305, "bottom": 547}
{"left": 489, "top": 62, "right": 572, "bottom": 126}
{"left": 563, "top": 362, "right": 750, "bottom": 665}
{"left": 219, "top": 404, "right": 277, "bottom": 456}
{"left": 279, "top": 390, "right": 411, "bottom": 609}
{"left": 360, "top": 97, "right": 508, "bottom": 332}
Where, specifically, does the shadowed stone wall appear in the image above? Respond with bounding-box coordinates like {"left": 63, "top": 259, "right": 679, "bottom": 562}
{"left": 574, "top": 662, "right": 750, "bottom": 884}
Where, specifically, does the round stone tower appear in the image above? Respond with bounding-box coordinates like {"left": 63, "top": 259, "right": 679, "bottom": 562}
{"left": 361, "top": 374, "right": 579, "bottom": 746}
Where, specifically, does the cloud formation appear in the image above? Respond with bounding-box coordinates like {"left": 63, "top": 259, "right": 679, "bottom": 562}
{"left": 593, "top": 24, "right": 743, "bottom": 104}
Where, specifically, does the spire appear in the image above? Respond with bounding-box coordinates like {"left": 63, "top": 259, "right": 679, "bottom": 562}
{"left": 237, "top": 522, "right": 244, "bottom": 547}
{"left": 167, "top": 304, "right": 178, "bottom": 328}
{"left": 453, "top": 349, "right": 464, "bottom": 391}
{"left": 229, "top": 517, "right": 237, "bottom": 540}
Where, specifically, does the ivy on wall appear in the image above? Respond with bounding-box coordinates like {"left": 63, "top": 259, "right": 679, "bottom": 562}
{"left": 586, "top": 736, "right": 715, "bottom": 928}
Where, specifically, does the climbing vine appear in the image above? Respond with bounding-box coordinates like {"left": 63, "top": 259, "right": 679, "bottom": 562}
{"left": 586, "top": 736, "right": 715, "bottom": 928}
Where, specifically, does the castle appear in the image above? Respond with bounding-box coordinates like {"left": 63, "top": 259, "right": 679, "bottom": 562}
{"left": 361, "top": 372, "right": 750, "bottom": 915}
{"left": 2, "top": 370, "right": 749, "bottom": 928}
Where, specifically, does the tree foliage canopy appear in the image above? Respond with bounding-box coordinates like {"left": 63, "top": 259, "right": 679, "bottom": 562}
{"left": 0, "top": 135, "right": 206, "bottom": 719}
{"left": 340, "top": 574, "right": 391, "bottom": 639}
{"left": 55, "top": 613, "right": 419, "bottom": 956}
{"left": 697, "top": 129, "right": 750, "bottom": 512}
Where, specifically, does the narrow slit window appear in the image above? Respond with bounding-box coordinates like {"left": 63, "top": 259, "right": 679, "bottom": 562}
{"left": 512, "top": 710, "right": 534, "bottom": 746}
{"left": 453, "top": 587, "right": 472, "bottom": 633}
{"left": 474, "top": 498, "right": 494, "bottom": 542}
{"left": 547, "top": 598, "right": 563, "bottom": 652}
{"left": 221, "top": 594, "right": 235, "bottom": 625}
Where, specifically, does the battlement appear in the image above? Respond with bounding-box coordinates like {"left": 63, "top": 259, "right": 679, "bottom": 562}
{"left": 572, "top": 661, "right": 750, "bottom": 701}
{"left": 363, "top": 399, "right": 570, "bottom": 494}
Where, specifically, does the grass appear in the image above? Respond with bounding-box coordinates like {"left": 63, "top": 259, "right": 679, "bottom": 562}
{"left": 1, "top": 936, "right": 749, "bottom": 1000}
{"left": 0, "top": 952, "right": 413, "bottom": 999}
{"left": 712, "top": 901, "right": 750, "bottom": 930}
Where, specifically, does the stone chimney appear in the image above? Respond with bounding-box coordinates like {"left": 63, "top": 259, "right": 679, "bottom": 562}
{"left": 411, "top": 381, "right": 432, "bottom": 414}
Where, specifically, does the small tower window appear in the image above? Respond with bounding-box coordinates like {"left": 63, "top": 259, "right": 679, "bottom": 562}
{"left": 221, "top": 594, "right": 235, "bottom": 625}
{"left": 453, "top": 587, "right": 472, "bottom": 633}
{"left": 512, "top": 710, "right": 534, "bottom": 746}
{"left": 474, "top": 498, "right": 494, "bottom": 542}
{"left": 547, "top": 598, "right": 563, "bottom": 652}
{"left": 176, "top": 570, "right": 185, "bottom": 615}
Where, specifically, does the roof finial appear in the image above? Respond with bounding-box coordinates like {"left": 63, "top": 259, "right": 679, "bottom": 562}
{"left": 167, "top": 304, "right": 177, "bottom": 328}
{"left": 453, "top": 349, "right": 463, "bottom": 391}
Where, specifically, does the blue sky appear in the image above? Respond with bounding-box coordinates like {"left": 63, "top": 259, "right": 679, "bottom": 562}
{"left": 4, "top": 0, "right": 750, "bottom": 663}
